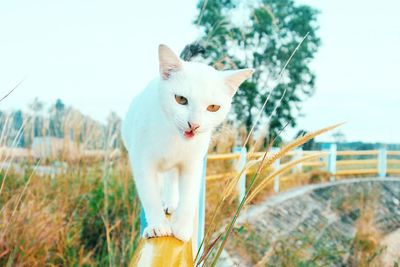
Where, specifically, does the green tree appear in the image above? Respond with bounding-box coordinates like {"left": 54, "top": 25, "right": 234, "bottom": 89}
{"left": 12, "top": 110, "right": 25, "bottom": 147}
{"left": 49, "top": 99, "right": 65, "bottom": 138}
{"left": 195, "top": 0, "right": 320, "bottom": 141}
{"left": 29, "top": 97, "right": 44, "bottom": 137}
{"left": 106, "top": 112, "right": 121, "bottom": 149}
{"left": 55, "top": 99, "right": 65, "bottom": 111}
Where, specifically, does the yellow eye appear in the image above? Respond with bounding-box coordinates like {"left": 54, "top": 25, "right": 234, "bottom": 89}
{"left": 207, "top": 104, "right": 220, "bottom": 112}
{"left": 175, "top": 95, "right": 188, "bottom": 105}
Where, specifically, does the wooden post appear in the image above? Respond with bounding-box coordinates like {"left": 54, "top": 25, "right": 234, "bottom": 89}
{"left": 272, "top": 147, "right": 280, "bottom": 193}
{"left": 328, "top": 144, "right": 337, "bottom": 181}
{"left": 130, "top": 237, "right": 193, "bottom": 266}
{"left": 233, "top": 147, "right": 247, "bottom": 203}
{"left": 378, "top": 147, "right": 387, "bottom": 178}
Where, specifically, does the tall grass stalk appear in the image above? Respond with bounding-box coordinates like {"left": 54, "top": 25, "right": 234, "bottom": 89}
{"left": 10, "top": 161, "right": 40, "bottom": 218}
{"left": 244, "top": 33, "right": 310, "bottom": 152}
{"left": 0, "top": 79, "right": 24, "bottom": 103}
{"left": 195, "top": 29, "right": 342, "bottom": 265}
{"left": 195, "top": 34, "right": 311, "bottom": 264}
{"left": 245, "top": 152, "right": 323, "bottom": 204}
{"left": 207, "top": 123, "right": 342, "bottom": 266}
{"left": 0, "top": 103, "right": 139, "bottom": 266}
{"left": 0, "top": 122, "right": 26, "bottom": 196}
{"left": 195, "top": 120, "right": 289, "bottom": 264}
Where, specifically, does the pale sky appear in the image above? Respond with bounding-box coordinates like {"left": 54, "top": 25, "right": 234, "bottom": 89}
{"left": 0, "top": 0, "right": 399, "bottom": 143}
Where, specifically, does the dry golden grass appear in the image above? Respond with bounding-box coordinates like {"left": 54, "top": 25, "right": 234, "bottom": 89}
{"left": 0, "top": 156, "right": 140, "bottom": 266}
{"left": 1, "top": 197, "right": 67, "bottom": 266}
{"left": 347, "top": 190, "right": 385, "bottom": 267}
{"left": 198, "top": 123, "right": 342, "bottom": 266}
{"left": 1, "top": 101, "right": 347, "bottom": 266}
{"left": 245, "top": 153, "right": 324, "bottom": 204}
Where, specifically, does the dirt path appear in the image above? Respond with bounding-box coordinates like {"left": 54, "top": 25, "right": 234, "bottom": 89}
{"left": 381, "top": 228, "right": 400, "bottom": 266}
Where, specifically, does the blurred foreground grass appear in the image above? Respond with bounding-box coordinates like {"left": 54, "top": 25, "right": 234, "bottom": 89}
{"left": 0, "top": 155, "right": 141, "bottom": 266}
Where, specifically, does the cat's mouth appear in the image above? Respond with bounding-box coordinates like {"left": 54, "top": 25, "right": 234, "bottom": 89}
{"left": 183, "top": 129, "right": 196, "bottom": 139}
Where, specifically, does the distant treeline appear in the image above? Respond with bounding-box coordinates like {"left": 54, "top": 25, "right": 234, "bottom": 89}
{"left": 294, "top": 130, "right": 398, "bottom": 151}
{"left": 2, "top": 98, "right": 397, "bottom": 152}
{"left": 315, "top": 142, "right": 400, "bottom": 151}
{"left": 0, "top": 98, "right": 121, "bottom": 150}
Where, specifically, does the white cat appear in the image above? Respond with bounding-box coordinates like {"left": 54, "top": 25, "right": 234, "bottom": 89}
{"left": 121, "top": 44, "right": 253, "bottom": 242}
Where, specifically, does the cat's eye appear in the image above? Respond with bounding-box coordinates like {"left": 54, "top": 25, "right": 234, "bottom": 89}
{"left": 207, "top": 104, "right": 221, "bottom": 112}
{"left": 175, "top": 95, "right": 188, "bottom": 105}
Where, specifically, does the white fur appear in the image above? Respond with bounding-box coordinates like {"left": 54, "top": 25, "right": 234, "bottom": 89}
{"left": 122, "top": 44, "right": 253, "bottom": 241}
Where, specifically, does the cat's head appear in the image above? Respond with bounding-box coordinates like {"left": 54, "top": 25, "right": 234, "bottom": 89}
{"left": 158, "top": 44, "right": 253, "bottom": 140}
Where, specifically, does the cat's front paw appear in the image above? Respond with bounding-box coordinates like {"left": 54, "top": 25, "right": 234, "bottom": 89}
{"left": 143, "top": 223, "right": 172, "bottom": 239}
{"left": 171, "top": 216, "right": 193, "bottom": 242}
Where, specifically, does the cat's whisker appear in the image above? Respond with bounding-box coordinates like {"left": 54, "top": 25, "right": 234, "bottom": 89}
{"left": 173, "top": 116, "right": 189, "bottom": 132}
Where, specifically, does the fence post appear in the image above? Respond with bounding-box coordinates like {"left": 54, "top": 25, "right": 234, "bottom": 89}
{"left": 292, "top": 148, "right": 303, "bottom": 173}
{"left": 193, "top": 155, "right": 207, "bottom": 257}
{"left": 272, "top": 147, "right": 281, "bottom": 193}
{"left": 328, "top": 144, "right": 337, "bottom": 181}
{"left": 233, "top": 147, "right": 247, "bottom": 203}
{"left": 378, "top": 147, "right": 387, "bottom": 178}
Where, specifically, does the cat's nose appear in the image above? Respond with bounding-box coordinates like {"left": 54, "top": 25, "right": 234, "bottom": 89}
{"left": 188, "top": 121, "right": 200, "bottom": 131}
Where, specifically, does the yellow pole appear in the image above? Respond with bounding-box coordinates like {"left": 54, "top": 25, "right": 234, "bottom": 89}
{"left": 129, "top": 237, "right": 193, "bottom": 267}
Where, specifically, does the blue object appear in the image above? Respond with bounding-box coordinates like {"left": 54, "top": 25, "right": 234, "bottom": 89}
{"left": 140, "top": 205, "right": 147, "bottom": 235}
{"left": 197, "top": 155, "right": 207, "bottom": 251}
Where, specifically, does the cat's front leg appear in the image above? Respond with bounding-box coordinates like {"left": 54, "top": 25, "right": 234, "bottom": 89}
{"left": 133, "top": 164, "right": 172, "bottom": 238}
{"left": 161, "top": 169, "right": 179, "bottom": 215}
{"left": 171, "top": 160, "right": 203, "bottom": 242}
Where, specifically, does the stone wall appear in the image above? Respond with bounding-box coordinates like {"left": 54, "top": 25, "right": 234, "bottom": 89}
{"left": 222, "top": 178, "right": 400, "bottom": 266}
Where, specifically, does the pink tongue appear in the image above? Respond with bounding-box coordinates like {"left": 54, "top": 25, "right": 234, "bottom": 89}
{"left": 184, "top": 130, "right": 195, "bottom": 138}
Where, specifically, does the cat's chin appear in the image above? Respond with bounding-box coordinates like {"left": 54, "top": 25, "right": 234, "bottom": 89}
{"left": 183, "top": 130, "right": 196, "bottom": 139}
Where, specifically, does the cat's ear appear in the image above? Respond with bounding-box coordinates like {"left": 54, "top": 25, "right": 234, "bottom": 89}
{"left": 223, "top": 68, "right": 254, "bottom": 95}
{"left": 159, "top": 44, "right": 183, "bottom": 80}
